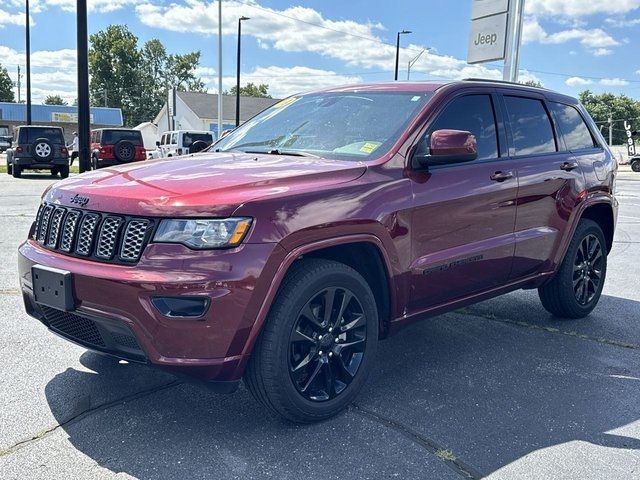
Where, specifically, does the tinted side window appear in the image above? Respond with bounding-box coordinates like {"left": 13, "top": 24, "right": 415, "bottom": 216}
{"left": 504, "top": 96, "right": 556, "bottom": 156}
{"left": 429, "top": 94, "right": 498, "bottom": 161}
{"left": 550, "top": 102, "right": 596, "bottom": 151}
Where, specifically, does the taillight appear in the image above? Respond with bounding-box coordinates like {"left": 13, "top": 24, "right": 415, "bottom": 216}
{"left": 134, "top": 146, "right": 146, "bottom": 161}
{"left": 16, "top": 146, "right": 23, "bottom": 154}
{"left": 61, "top": 146, "right": 68, "bottom": 155}
{"left": 100, "top": 145, "right": 114, "bottom": 159}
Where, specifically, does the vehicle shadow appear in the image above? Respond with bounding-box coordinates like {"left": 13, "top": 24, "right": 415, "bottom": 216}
{"left": 44, "top": 293, "right": 640, "bottom": 479}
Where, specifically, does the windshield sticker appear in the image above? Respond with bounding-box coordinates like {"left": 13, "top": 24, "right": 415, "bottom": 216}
{"left": 411, "top": 96, "right": 422, "bottom": 102}
{"left": 359, "top": 142, "right": 380, "bottom": 154}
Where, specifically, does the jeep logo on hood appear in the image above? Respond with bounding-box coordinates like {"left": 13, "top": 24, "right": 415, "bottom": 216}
{"left": 70, "top": 194, "right": 90, "bottom": 207}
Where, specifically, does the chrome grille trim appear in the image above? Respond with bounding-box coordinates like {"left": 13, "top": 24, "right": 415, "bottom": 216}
{"left": 37, "top": 205, "right": 54, "bottom": 243}
{"left": 59, "top": 210, "right": 81, "bottom": 252}
{"left": 120, "top": 219, "right": 150, "bottom": 262}
{"left": 75, "top": 213, "right": 100, "bottom": 256}
{"left": 46, "top": 207, "right": 66, "bottom": 248}
{"left": 96, "top": 217, "right": 124, "bottom": 259}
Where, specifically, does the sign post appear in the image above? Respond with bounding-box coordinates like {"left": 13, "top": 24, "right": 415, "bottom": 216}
{"left": 467, "top": 0, "right": 525, "bottom": 82}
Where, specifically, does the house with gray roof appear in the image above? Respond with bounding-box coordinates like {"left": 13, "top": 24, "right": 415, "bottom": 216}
{"left": 153, "top": 91, "right": 280, "bottom": 138}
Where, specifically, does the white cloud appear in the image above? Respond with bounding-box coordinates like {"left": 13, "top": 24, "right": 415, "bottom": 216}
{"left": 593, "top": 48, "right": 613, "bottom": 56}
{"left": 4, "top": 0, "right": 144, "bottom": 14}
{"left": 604, "top": 17, "right": 640, "bottom": 27}
{"left": 527, "top": 0, "right": 640, "bottom": 17}
{"left": 565, "top": 77, "right": 593, "bottom": 87}
{"left": 600, "top": 78, "right": 630, "bottom": 86}
{"left": 0, "top": 8, "right": 31, "bottom": 28}
{"left": 523, "top": 18, "right": 619, "bottom": 56}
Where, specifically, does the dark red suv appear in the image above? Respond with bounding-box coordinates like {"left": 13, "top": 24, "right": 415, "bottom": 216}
{"left": 18, "top": 80, "right": 617, "bottom": 422}
{"left": 90, "top": 128, "right": 146, "bottom": 169}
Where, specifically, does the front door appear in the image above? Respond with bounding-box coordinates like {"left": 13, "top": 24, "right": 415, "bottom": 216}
{"left": 408, "top": 92, "right": 518, "bottom": 312}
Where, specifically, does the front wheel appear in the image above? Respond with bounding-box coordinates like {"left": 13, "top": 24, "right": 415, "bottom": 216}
{"left": 539, "top": 219, "right": 607, "bottom": 318}
{"left": 632, "top": 160, "right": 640, "bottom": 173}
{"left": 6, "top": 159, "right": 12, "bottom": 175}
{"left": 244, "top": 259, "right": 378, "bottom": 423}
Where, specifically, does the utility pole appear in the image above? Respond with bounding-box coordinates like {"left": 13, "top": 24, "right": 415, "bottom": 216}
{"left": 407, "top": 49, "right": 426, "bottom": 80}
{"left": 217, "top": 0, "right": 223, "bottom": 139}
{"left": 25, "top": 0, "right": 32, "bottom": 124}
{"left": 17, "top": 66, "right": 21, "bottom": 103}
{"left": 394, "top": 30, "right": 411, "bottom": 81}
{"left": 608, "top": 112, "right": 613, "bottom": 146}
{"left": 76, "top": 0, "right": 91, "bottom": 173}
{"left": 503, "top": 0, "right": 525, "bottom": 82}
{"left": 236, "top": 16, "right": 250, "bottom": 128}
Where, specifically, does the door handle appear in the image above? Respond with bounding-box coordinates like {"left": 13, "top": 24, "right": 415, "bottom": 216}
{"left": 490, "top": 171, "right": 514, "bottom": 182}
{"left": 560, "top": 161, "right": 579, "bottom": 171}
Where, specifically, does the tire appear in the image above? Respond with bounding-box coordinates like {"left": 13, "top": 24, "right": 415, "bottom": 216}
{"left": 114, "top": 140, "right": 135, "bottom": 162}
{"left": 59, "top": 164, "right": 69, "bottom": 179}
{"left": 92, "top": 156, "right": 98, "bottom": 170}
{"left": 51, "top": 166, "right": 60, "bottom": 176}
{"left": 12, "top": 164, "right": 22, "bottom": 178}
{"left": 244, "top": 258, "right": 378, "bottom": 423}
{"left": 6, "top": 159, "right": 12, "bottom": 175}
{"left": 539, "top": 219, "right": 607, "bottom": 319}
{"left": 31, "top": 138, "right": 54, "bottom": 161}
{"left": 190, "top": 140, "right": 209, "bottom": 153}
{"left": 632, "top": 160, "right": 640, "bottom": 173}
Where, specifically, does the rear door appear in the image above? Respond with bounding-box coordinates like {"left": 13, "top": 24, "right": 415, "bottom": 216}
{"left": 500, "top": 93, "right": 587, "bottom": 279}
{"left": 408, "top": 90, "right": 519, "bottom": 312}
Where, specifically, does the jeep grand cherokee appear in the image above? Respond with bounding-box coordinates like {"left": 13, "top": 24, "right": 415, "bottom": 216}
{"left": 18, "top": 80, "right": 617, "bottom": 422}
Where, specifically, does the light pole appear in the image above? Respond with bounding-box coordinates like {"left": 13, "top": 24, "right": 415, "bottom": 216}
{"left": 217, "top": 0, "right": 223, "bottom": 139}
{"left": 394, "top": 30, "right": 411, "bottom": 81}
{"left": 76, "top": 0, "right": 90, "bottom": 173}
{"left": 407, "top": 49, "right": 427, "bottom": 80}
{"left": 236, "top": 16, "right": 250, "bottom": 128}
{"left": 25, "top": 0, "right": 32, "bottom": 124}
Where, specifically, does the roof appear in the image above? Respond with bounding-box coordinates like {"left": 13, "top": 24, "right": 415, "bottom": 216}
{"left": 0, "top": 102, "right": 123, "bottom": 125}
{"left": 176, "top": 91, "right": 280, "bottom": 120}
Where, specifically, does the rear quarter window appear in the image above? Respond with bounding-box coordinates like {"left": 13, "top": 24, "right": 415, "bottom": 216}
{"left": 504, "top": 96, "right": 556, "bottom": 156}
{"left": 102, "top": 130, "right": 143, "bottom": 145}
{"left": 183, "top": 132, "right": 213, "bottom": 147}
{"left": 550, "top": 102, "right": 597, "bottom": 151}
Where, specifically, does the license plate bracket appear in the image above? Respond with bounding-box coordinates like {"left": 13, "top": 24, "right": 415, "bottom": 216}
{"left": 32, "top": 265, "right": 75, "bottom": 311}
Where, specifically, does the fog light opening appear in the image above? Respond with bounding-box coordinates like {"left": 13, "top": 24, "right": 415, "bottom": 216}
{"left": 152, "top": 296, "right": 210, "bottom": 319}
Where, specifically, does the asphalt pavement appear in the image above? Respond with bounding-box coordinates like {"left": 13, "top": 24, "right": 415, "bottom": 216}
{"left": 0, "top": 164, "right": 639, "bottom": 479}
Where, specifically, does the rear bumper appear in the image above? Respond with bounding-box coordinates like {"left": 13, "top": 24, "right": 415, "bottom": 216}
{"left": 18, "top": 239, "right": 284, "bottom": 386}
{"left": 15, "top": 157, "right": 69, "bottom": 167}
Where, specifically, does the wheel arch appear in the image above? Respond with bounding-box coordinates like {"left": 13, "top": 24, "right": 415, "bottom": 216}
{"left": 580, "top": 202, "right": 614, "bottom": 254}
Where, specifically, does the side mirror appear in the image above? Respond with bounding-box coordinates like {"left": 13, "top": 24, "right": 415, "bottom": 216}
{"left": 414, "top": 129, "right": 477, "bottom": 168}
{"left": 156, "top": 140, "right": 161, "bottom": 147}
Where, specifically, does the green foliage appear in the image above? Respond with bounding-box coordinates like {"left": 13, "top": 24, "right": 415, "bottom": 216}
{"left": 89, "top": 25, "right": 206, "bottom": 126}
{"left": 0, "top": 63, "right": 15, "bottom": 102}
{"left": 520, "top": 80, "right": 543, "bottom": 88}
{"left": 227, "top": 83, "right": 271, "bottom": 98}
{"left": 579, "top": 90, "right": 640, "bottom": 145}
{"left": 44, "top": 94, "right": 67, "bottom": 105}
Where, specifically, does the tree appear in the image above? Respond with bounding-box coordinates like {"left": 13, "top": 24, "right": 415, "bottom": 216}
{"left": 0, "top": 63, "right": 15, "bottom": 102}
{"left": 89, "top": 25, "right": 206, "bottom": 126}
{"left": 579, "top": 90, "right": 640, "bottom": 145}
{"left": 520, "top": 80, "right": 543, "bottom": 88}
{"left": 44, "top": 94, "right": 67, "bottom": 105}
{"left": 227, "top": 83, "right": 271, "bottom": 98}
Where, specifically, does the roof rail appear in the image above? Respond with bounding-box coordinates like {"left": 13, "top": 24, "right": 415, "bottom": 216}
{"left": 461, "top": 78, "right": 547, "bottom": 89}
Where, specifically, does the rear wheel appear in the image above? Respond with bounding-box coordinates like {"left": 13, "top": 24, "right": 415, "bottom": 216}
{"left": 59, "top": 164, "right": 69, "bottom": 179}
{"left": 244, "top": 259, "right": 378, "bottom": 423}
{"left": 632, "top": 160, "right": 640, "bottom": 172}
{"left": 51, "top": 166, "right": 60, "bottom": 176}
{"left": 12, "top": 164, "right": 22, "bottom": 178}
{"left": 539, "top": 219, "right": 607, "bottom": 318}
{"left": 6, "top": 158, "right": 12, "bottom": 175}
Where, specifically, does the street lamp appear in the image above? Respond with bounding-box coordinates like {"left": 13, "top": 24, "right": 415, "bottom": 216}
{"left": 236, "top": 16, "right": 250, "bottom": 128}
{"left": 76, "top": 0, "right": 90, "bottom": 173}
{"left": 394, "top": 30, "right": 411, "bottom": 81}
{"left": 25, "top": 0, "right": 32, "bottom": 124}
{"left": 407, "top": 48, "right": 428, "bottom": 80}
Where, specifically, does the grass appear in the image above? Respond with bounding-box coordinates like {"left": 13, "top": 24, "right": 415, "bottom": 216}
{"left": 0, "top": 164, "right": 80, "bottom": 174}
{"left": 435, "top": 449, "right": 457, "bottom": 462}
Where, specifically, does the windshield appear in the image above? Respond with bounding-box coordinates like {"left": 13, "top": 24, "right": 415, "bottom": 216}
{"left": 0, "top": 126, "right": 9, "bottom": 137}
{"left": 215, "top": 91, "right": 432, "bottom": 161}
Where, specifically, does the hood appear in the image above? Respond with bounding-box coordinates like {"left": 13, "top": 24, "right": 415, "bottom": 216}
{"left": 44, "top": 152, "right": 367, "bottom": 217}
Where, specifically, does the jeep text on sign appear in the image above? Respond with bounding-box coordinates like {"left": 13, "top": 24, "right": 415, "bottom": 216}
{"left": 471, "top": 0, "right": 509, "bottom": 20}
{"left": 467, "top": 12, "right": 508, "bottom": 64}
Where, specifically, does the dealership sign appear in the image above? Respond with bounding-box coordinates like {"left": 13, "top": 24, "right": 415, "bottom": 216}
{"left": 467, "top": 0, "right": 510, "bottom": 64}
{"left": 624, "top": 120, "right": 636, "bottom": 156}
{"left": 51, "top": 112, "right": 94, "bottom": 123}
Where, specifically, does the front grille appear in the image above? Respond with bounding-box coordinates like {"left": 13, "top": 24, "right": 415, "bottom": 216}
{"left": 33, "top": 202, "right": 153, "bottom": 264}
{"left": 42, "top": 306, "right": 106, "bottom": 347}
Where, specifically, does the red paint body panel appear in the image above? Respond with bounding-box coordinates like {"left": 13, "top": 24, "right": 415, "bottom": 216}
{"left": 18, "top": 81, "right": 618, "bottom": 385}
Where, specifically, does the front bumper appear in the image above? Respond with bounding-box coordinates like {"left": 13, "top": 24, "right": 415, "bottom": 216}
{"left": 19, "top": 239, "right": 284, "bottom": 385}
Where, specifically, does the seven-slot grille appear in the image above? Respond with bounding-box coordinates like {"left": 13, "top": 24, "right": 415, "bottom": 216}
{"left": 33, "top": 202, "right": 152, "bottom": 264}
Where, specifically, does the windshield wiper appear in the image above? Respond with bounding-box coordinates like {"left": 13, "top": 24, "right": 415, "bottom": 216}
{"left": 243, "top": 149, "right": 319, "bottom": 158}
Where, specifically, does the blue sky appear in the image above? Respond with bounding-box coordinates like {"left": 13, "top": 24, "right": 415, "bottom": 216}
{"left": 1, "top": 0, "right": 640, "bottom": 104}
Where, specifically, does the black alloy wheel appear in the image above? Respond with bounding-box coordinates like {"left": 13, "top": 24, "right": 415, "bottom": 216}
{"left": 289, "top": 287, "right": 367, "bottom": 402}
{"left": 572, "top": 234, "right": 604, "bottom": 306}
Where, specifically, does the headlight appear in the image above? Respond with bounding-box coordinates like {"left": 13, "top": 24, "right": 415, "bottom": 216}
{"left": 153, "top": 218, "right": 252, "bottom": 249}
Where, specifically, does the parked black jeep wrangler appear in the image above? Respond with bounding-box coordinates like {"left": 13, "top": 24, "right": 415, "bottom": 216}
{"left": 6, "top": 126, "right": 69, "bottom": 178}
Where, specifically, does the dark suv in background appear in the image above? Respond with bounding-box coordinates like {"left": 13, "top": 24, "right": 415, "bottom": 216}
{"left": 0, "top": 125, "right": 11, "bottom": 152}
{"left": 91, "top": 128, "right": 146, "bottom": 169}
{"left": 6, "top": 126, "right": 69, "bottom": 178}
{"left": 19, "top": 80, "right": 617, "bottom": 422}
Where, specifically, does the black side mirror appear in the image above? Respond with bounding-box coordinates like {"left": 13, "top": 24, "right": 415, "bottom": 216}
{"left": 156, "top": 140, "right": 161, "bottom": 147}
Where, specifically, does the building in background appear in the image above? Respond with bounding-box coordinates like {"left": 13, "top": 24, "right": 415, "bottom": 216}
{"left": 154, "top": 91, "right": 280, "bottom": 138}
{"left": 0, "top": 102, "right": 123, "bottom": 143}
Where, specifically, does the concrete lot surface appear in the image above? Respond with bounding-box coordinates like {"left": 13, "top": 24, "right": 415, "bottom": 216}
{"left": 0, "top": 167, "right": 639, "bottom": 479}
